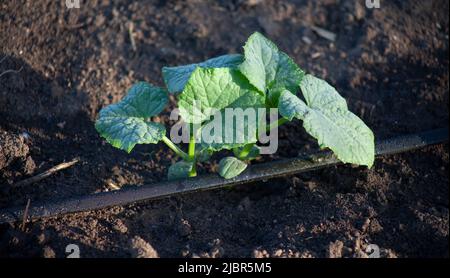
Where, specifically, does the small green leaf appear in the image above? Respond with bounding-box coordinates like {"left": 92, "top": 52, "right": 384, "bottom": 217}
{"left": 278, "top": 75, "right": 375, "bottom": 167}
{"left": 195, "top": 147, "right": 213, "bottom": 163}
{"left": 233, "top": 145, "right": 261, "bottom": 161}
{"left": 95, "top": 82, "right": 168, "bottom": 153}
{"left": 218, "top": 157, "right": 248, "bottom": 179}
{"left": 168, "top": 161, "right": 194, "bottom": 180}
{"left": 239, "top": 32, "right": 304, "bottom": 104}
{"left": 162, "top": 54, "right": 244, "bottom": 94}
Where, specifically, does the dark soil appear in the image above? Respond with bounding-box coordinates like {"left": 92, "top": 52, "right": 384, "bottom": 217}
{"left": 0, "top": 0, "right": 448, "bottom": 258}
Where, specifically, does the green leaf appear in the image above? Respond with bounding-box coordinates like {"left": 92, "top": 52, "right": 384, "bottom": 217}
{"left": 218, "top": 157, "right": 248, "bottom": 179}
{"left": 95, "top": 82, "right": 168, "bottom": 153}
{"left": 197, "top": 109, "right": 264, "bottom": 151}
{"left": 239, "top": 32, "right": 304, "bottom": 104}
{"left": 179, "top": 67, "right": 265, "bottom": 151}
{"left": 168, "top": 161, "right": 194, "bottom": 180}
{"left": 233, "top": 145, "right": 261, "bottom": 161}
{"left": 179, "top": 67, "right": 264, "bottom": 123}
{"left": 162, "top": 54, "right": 243, "bottom": 94}
{"left": 278, "top": 89, "right": 309, "bottom": 121}
{"left": 278, "top": 75, "right": 375, "bottom": 167}
{"left": 195, "top": 147, "right": 213, "bottom": 163}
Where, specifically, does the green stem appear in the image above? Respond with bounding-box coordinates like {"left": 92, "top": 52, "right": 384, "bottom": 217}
{"left": 188, "top": 166, "right": 197, "bottom": 177}
{"left": 188, "top": 134, "right": 196, "bottom": 159}
{"left": 188, "top": 128, "right": 197, "bottom": 177}
{"left": 162, "top": 136, "right": 190, "bottom": 161}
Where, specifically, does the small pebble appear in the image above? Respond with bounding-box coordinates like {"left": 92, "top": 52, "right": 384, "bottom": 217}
{"left": 43, "top": 246, "right": 56, "bottom": 258}
{"left": 129, "top": 236, "right": 159, "bottom": 258}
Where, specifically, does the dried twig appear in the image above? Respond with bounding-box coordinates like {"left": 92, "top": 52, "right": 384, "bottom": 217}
{"left": 65, "top": 22, "right": 88, "bottom": 30}
{"left": 21, "top": 199, "right": 31, "bottom": 231}
{"left": 128, "top": 22, "right": 137, "bottom": 52}
{"left": 13, "top": 158, "right": 80, "bottom": 187}
{"left": 0, "top": 56, "right": 7, "bottom": 64}
{"left": 0, "top": 67, "right": 23, "bottom": 78}
{"left": 311, "top": 26, "right": 336, "bottom": 42}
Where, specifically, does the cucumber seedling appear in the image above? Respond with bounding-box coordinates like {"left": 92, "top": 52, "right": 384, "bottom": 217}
{"left": 95, "top": 32, "right": 375, "bottom": 180}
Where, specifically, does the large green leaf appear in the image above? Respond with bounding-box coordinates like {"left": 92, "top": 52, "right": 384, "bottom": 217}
{"left": 168, "top": 161, "right": 194, "bottom": 180}
{"left": 278, "top": 75, "right": 375, "bottom": 167}
{"left": 162, "top": 54, "right": 243, "bottom": 94}
{"left": 239, "top": 32, "right": 304, "bottom": 104}
{"left": 95, "top": 82, "right": 168, "bottom": 153}
{"left": 218, "top": 157, "right": 248, "bottom": 179}
{"left": 179, "top": 67, "right": 264, "bottom": 123}
{"left": 179, "top": 67, "right": 265, "bottom": 151}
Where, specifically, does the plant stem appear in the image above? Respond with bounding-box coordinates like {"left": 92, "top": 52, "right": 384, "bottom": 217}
{"left": 188, "top": 128, "right": 197, "bottom": 177}
{"left": 162, "top": 136, "right": 190, "bottom": 161}
{"left": 188, "top": 134, "right": 196, "bottom": 159}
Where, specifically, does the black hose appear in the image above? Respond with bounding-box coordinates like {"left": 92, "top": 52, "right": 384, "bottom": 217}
{"left": 0, "top": 128, "right": 447, "bottom": 224}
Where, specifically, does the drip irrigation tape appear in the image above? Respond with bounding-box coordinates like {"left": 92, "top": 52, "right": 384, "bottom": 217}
{"left": 0, "top": 128, "right": 447, "bottom": 224}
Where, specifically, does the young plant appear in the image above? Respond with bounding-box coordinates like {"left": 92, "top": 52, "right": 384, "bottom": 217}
{"left": 95, "top": 32, "right": 375, "bottom": 180}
